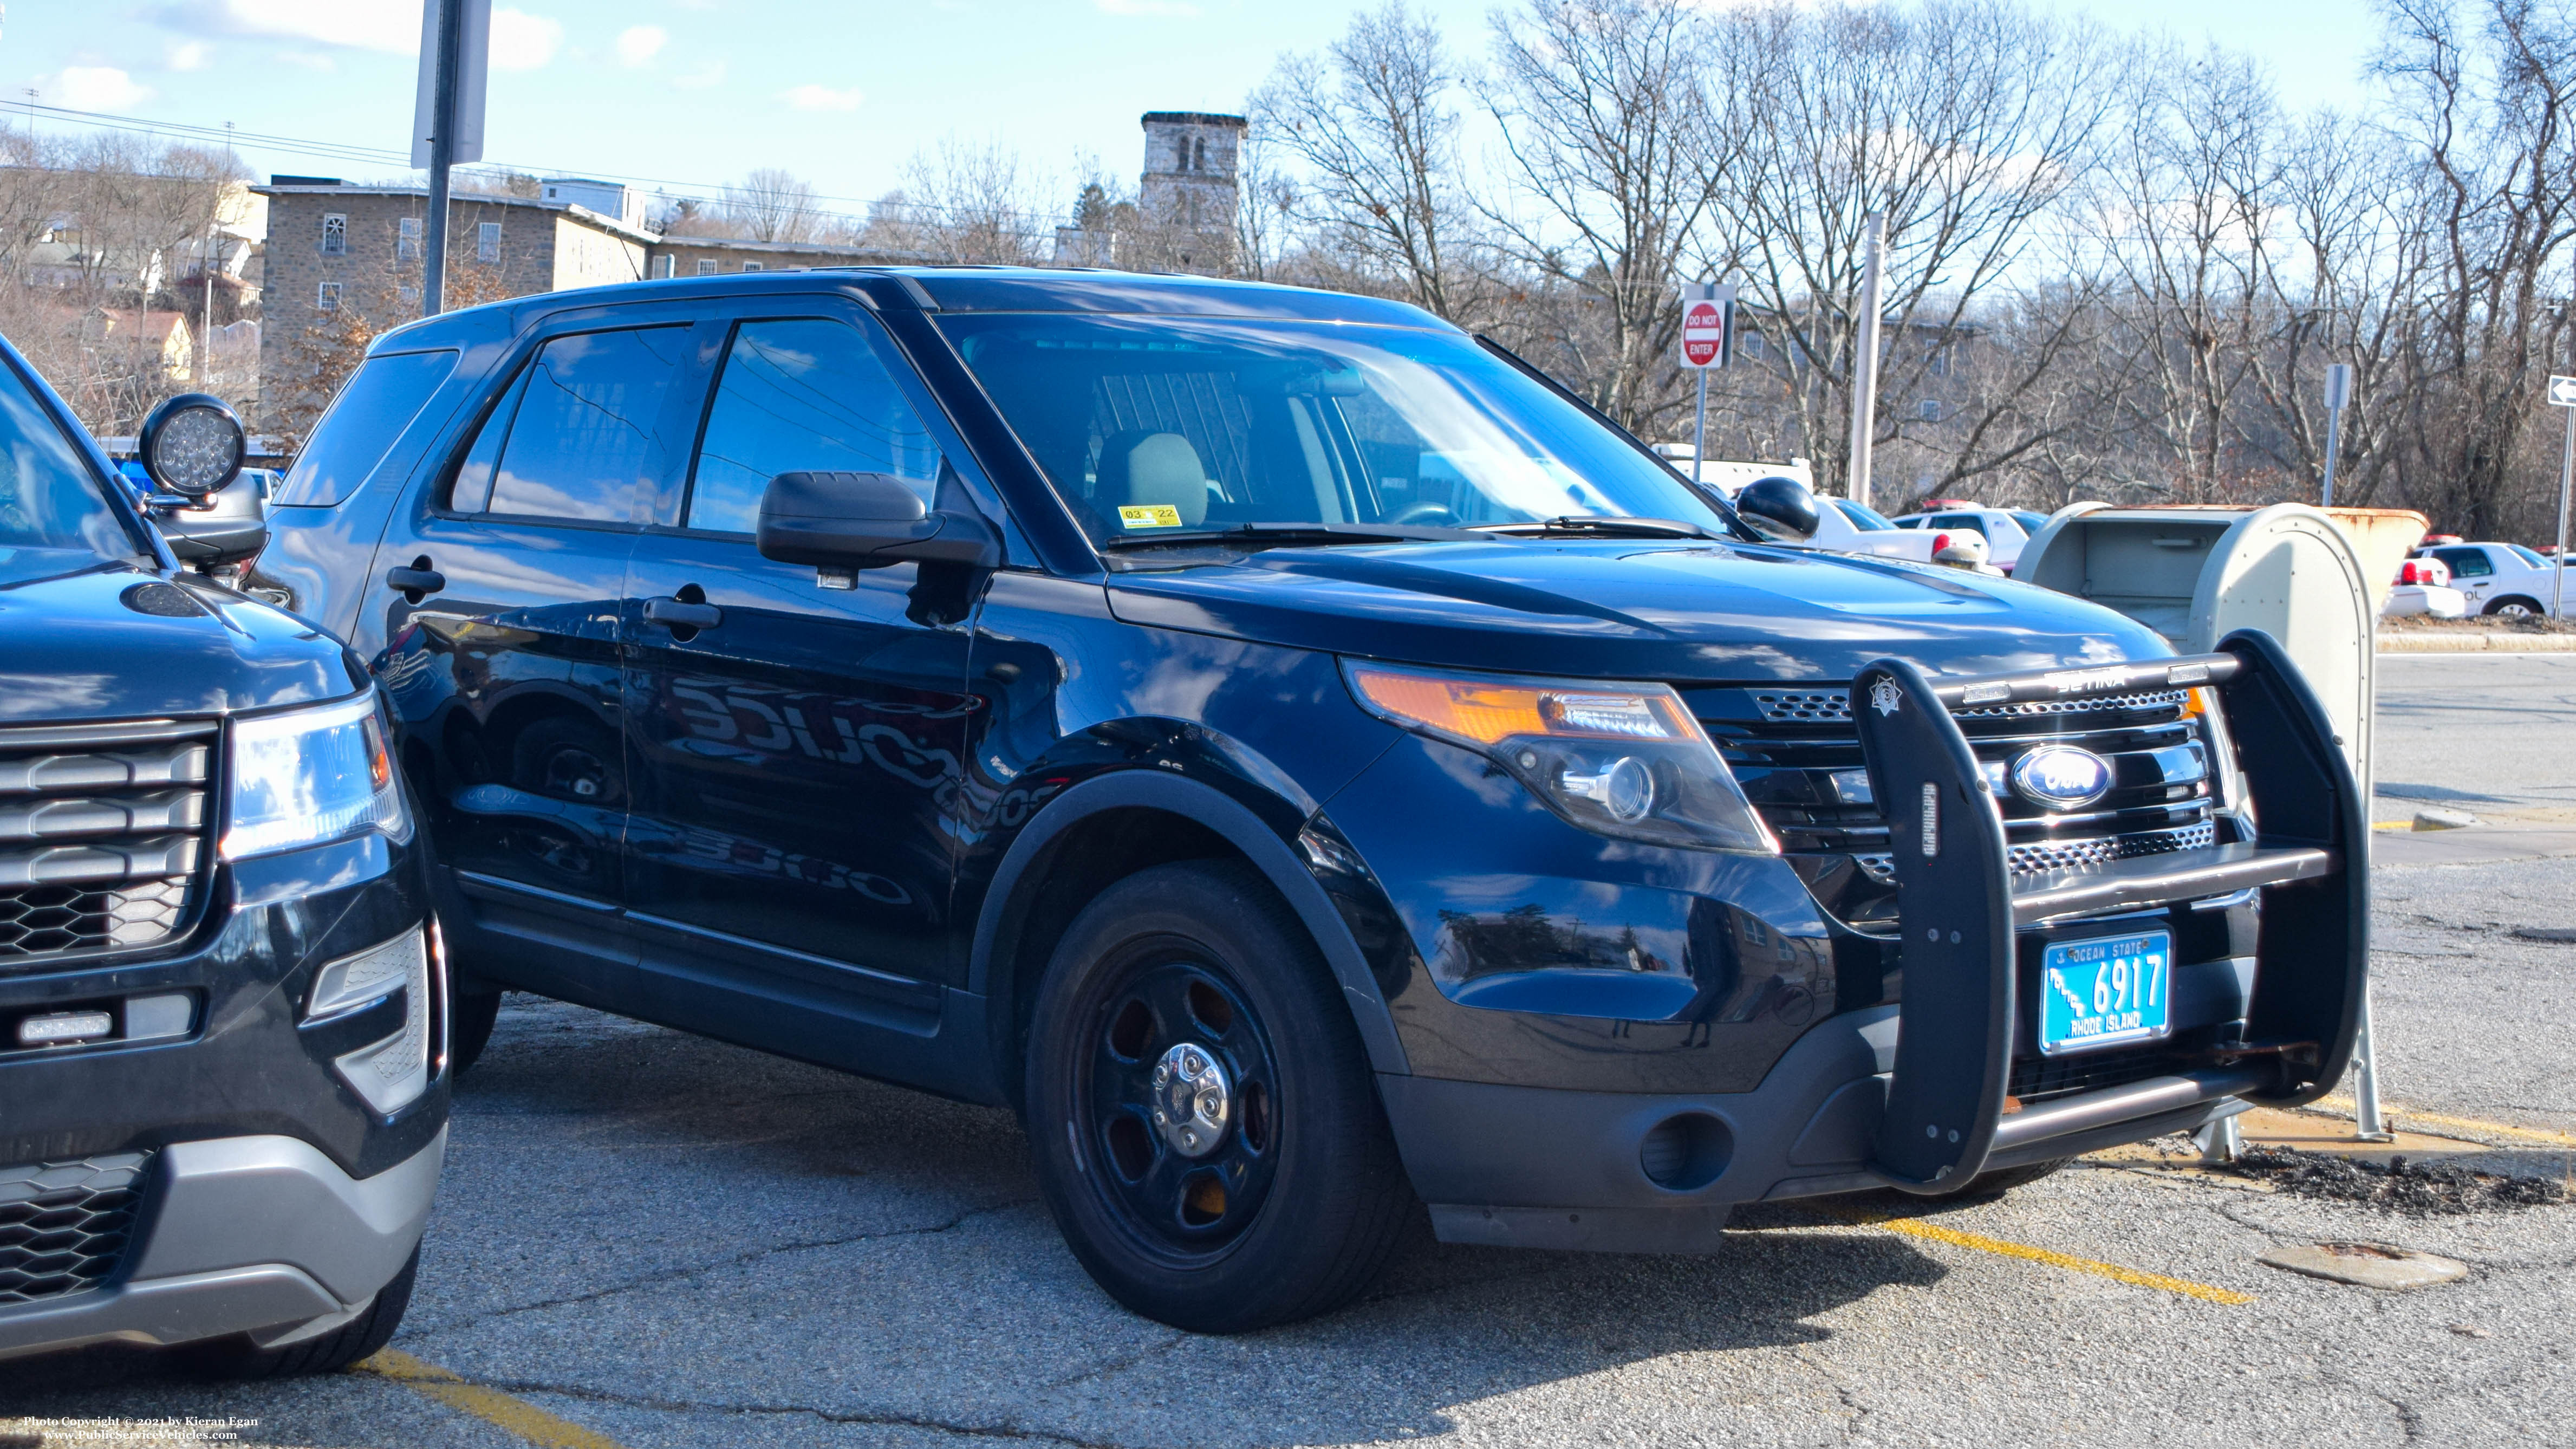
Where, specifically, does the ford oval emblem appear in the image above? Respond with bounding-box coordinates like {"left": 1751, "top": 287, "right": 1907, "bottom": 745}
{"left": 2010, "top": 746, "right": 2114, "bottom": 811}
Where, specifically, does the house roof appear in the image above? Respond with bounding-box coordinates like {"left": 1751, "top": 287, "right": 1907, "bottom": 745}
{"left": 653, "top": 233, "right": 926, "bottom": 263}
{"left": 249, "top": 184, "right": 662, "bottom": 247}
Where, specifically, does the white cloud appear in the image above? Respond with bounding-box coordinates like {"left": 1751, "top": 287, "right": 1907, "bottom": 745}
{"left": 37, "top": 67, "right": 154, "bottom": 111}
{"left": 490, "top": 9, "right": 564, "bottom": 70}
{"left": 204, "top": 0, "right": 414, "bottom": 53}
{"left": 782, "top": 83, "right": 862, "bottom": 113}
{"left": 165, "top": 40, "right": 213, "bottom": 72}
{"left": 673, "top": 60, "right": 726, "bottom": 90}
{"left": 1095, "top": 0, "right": 1199, "bottom": 14}
{"left": 614, "top": 25, "right": 667, "bottom": 67}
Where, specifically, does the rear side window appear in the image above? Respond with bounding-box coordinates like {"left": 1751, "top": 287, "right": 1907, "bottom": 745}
{"left": 1932, "top": 512, "right": 1987, "bottom": 537}
{"left": 684, "top": 318, "right": 942, "bottom": 534}
{"left": 451, "top": 327, "right": 687, "bottom": 523}
{"left": 2436, "top": 547, "right": 2493, "bottom": 579}
{"left": 275, "top": 349, "right": 458, "bottom": 508}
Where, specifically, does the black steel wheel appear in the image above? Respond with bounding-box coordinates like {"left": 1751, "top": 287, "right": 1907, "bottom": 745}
{"left": 1082, "top": 957, "right": 1282, "bottom": 1256}
{"left": 1025, "top": 860, "right": 1414, "bottom": 1332}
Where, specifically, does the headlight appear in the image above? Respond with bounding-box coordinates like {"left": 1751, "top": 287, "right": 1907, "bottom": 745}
{"left": 222, "top": 691, "right": 409, "bottom": 860}
{"left": 1344, "top": 662, "right": 1777, "bottom": 853}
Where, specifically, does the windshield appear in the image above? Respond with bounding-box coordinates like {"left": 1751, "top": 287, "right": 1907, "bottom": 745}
{"left": 2011, "top": 510, "right": 2049, "bottom": 533}
{"left": 938, "top": 315, "right": 1729, "bottom": 544}
{"left": 1835, "top": 498, "right": 1896, "bottom": 530}
{"left": 0, "top": 354, "right": 138, "bottom": 562}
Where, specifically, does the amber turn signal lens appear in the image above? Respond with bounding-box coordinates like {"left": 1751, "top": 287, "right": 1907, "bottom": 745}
{"left": 1346, "top": 666, "right": 1690, "bottom": 746}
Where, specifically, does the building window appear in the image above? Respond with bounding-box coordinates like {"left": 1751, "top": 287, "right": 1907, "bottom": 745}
{"left": 654, "top": 255, "right": 675, "bottom": 279}
{"left": 317, "top": 282, "right": 342, "bottom": 311}
{"left": 1741, "top": 333, "right": 1765, "bottom": 360}
{"left": 1919, "top": 398, "right": 1943, "bottom": 423}
{"left": 697, "top": 258, "right": 717, "bottom": 276}
{"left": 1929, "top": 346, "right": 1951, "bottom": 377}
{"left": 477, "top": 222, "right": 501, "bottom": 263}
{"left": 741, "top": 262, "right": 762, "bottom": 273}
{"left": 397, "top": 216, "right": 420, "bottom": 261}
{"left": 321, "top": 213, "right": 347, "bottom": 256}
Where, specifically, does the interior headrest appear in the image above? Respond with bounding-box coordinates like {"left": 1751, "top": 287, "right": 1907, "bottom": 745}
{"left": 1096, "top": 430, "right": 1208, "bottom": 528}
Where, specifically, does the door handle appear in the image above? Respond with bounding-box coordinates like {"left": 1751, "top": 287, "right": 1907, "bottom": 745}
{"left": 385, "top": 564, "right": 445, "bottom": 597}
{"left": 644, "top": 596, "right": 723, "bottom": 631}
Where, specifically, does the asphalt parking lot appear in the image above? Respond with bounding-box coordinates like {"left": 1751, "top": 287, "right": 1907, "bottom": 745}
{"left": 8, "top": 654, "right": 2574, "bottom": 1448}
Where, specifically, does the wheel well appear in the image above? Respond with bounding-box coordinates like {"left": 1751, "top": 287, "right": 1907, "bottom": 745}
{"left": 987, "top": 805, "right": 1246, "bottom": 1111}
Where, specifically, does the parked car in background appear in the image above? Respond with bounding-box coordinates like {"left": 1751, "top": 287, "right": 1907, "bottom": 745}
{"left": 259, "top": 267, "right": 2363, "bottom": 1335}
{"left": 2384, "top": 556, "right": 2468, "bottom": 618}
{"left": 1674, "top": 464, "right": 1980, "bottom": 569}
{"left": 2414, "top": 541, "right": 2565, "bottom": 617}
{"left": 1888, "top": 506, "right": 2047, "bottom": 573}
{"left": 0, "top": 341, "right": 444, "bottom": 1375}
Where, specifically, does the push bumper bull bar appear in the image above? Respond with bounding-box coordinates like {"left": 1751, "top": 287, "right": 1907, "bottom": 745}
{"left": 1852, "top": 629, "right": 2369, "bottom": 1193}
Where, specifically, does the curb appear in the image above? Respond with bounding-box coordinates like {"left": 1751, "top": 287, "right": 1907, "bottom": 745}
{"left": 2378, "top": 632, "right": 2576, "bottom": 652}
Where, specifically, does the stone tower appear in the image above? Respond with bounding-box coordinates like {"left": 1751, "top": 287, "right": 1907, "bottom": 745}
{"left": 1139, "top": 112, "right": 1244, "bottom": 269}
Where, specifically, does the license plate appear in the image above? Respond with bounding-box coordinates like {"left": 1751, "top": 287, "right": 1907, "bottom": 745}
{"left": 2037, "top": 931, "right": 2171, "bottom": 1056}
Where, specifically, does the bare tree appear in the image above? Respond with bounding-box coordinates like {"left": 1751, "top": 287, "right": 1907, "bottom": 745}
{"left": 722, "top": 167, "right": 823, "bottom": 245}
{"left": 862, "top": 139, "right": 1052, "bottom": 264}
{"left": 1714, "top": 0, "right": 2119, "bottom": 495}
{"left": 1482, "top": 0, "right": 1726, "bottom": 436}
{"left": 1256, "top": 3, "right": 1484, "bottom": 319}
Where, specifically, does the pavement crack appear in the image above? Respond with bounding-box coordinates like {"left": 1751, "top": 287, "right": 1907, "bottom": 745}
{"left": 450, "top": 1377, "right": 1122, "bottom": 1447}
{"left": 427, "top": 1197, "right": 1038, "bottom": 1329}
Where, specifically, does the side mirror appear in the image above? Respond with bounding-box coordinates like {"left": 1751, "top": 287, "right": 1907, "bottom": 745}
{"left": 139, "top": 392, "right": 246, "bottom": 498}
{"left": 1735, "top": 475, "right": 1821, "bottom": 543}
{"left": 756, "top": 470, "right": 1000, "bottom": 571}
{"left": 153, "top": 468, "right": 268, "bottom": 567}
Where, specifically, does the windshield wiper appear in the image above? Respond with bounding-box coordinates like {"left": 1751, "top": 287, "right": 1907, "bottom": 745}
{"left": 1099, "top": 522, "right": 1478, "bottom": 551}
{"left": 1472, "top": 516, "right": 1720, "bottom": 541}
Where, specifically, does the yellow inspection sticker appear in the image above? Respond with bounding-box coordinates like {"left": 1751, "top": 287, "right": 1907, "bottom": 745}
{"left": 1119, "top": 504, "right": 1185, "bottom": 529}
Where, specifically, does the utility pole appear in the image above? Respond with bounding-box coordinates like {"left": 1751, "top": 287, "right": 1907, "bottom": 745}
{"left": 420, "top": 0, "right": 463, "bottom": 316}
{"left": 412, "top": 0, "right": 490, "bottom": 317}
{"left": 1846, "top": 212, "right": 1886, "bottom": 508}
{"left": 2549, "top": 374, "right": 2576, "bottom": 618}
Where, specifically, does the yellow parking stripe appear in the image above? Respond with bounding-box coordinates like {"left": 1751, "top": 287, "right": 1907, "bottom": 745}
{"left": 1825, "top": 1208, "right": 2255, "bottom": 1304}
{"left": 357, "top": 1349, "right": 631, "bottom": 1449}
{"left": 2312, "top": 1094, "right": 2576, "bottom": 1148}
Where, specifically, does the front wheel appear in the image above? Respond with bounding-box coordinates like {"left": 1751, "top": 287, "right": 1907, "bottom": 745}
{"left": 1023, "top": 861, "right": 1414, "bottom": 1333}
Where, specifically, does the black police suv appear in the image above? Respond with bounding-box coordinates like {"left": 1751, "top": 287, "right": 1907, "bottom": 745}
{"left": 0, "top": 339, "right": 443, "bottom": 1374}
{"left": 260, "top": 268, "right": 2364, "bottom": 1333}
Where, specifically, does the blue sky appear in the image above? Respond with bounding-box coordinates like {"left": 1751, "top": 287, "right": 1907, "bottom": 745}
{"left": 6, "top": 1, "right": 2379, "bottom": 226}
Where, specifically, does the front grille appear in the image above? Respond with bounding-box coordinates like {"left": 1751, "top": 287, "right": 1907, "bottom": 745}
{"left": 2010, "top": 1044, "right": 2188, "bottom": 1104}
{"left": 0, "top": 1152, "right": 151, "bottom": 1305}
{"left": 1855, "top": 820, "right": 2218, "bottom": 884}
{"left": 0, "top": 720, "right": 214, "bottom": 966}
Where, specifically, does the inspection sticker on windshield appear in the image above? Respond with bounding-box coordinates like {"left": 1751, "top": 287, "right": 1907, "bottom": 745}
{"left": 2037, "top": 930, "right": 2171, "bottom": 1056}
{"left": 1118, "top": 505, "right": 1184, "bottom": 529}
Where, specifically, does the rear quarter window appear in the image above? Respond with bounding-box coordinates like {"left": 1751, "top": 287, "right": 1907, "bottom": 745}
{"left": 274, "top": 350, "right": 459, "bottom": 508}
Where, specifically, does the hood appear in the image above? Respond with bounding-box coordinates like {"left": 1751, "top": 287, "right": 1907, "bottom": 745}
{"left": 1105, "top": 539, "right": 2169, "bottom": 683}
{"left": 0, "top": 550, "right": 364, "bottom": 723}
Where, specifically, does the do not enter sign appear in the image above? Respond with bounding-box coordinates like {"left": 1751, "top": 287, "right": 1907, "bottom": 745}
{"left": 1680, "top": 282, "right": 1735, "bottom": 371}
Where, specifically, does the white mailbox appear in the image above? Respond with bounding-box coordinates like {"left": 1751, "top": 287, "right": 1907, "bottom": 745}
{"left": 2018, "top": 503, "right": 2382, "bottom": 785}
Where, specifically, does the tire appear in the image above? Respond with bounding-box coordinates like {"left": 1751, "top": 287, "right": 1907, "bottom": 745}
{"left": 185, "top": 1244, "right": 419, "bottom": 1379}
{"left": 449, "top": 986, "right": 502, "bottom": 1078}
{"left": 2484, "top": 595, "right": 2544, "bottom": 619}
{"left": 1023, "top": 860, "right": 1414, "bottom": 1333}
{"left": 510, "top": 715, "right": 622, "bottom": 806}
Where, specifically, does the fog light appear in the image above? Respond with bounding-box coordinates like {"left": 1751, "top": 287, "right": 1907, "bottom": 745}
{"left": 123, "top": 993, "right": 193, "bottom": 1041}
{"left": 18, "top": 1011, "right": 111, "bottom": 1047}
{"left": 309, "top": 927, "right": 431, "bottom": 1115}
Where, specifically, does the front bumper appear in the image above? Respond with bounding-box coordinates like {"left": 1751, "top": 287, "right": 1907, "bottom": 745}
{"left": 1373, "top": 631, "right": 2366, "bottom": 1248}
{"left": 0, "top": 1128, "right": 445, "bottom": 1360}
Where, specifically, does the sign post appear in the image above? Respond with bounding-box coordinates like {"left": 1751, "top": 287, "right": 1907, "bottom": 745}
{"left": 1677, "top": 281, "right": 1734, "bottom": 489}
{"left": 2549, "top": 374, "right": 2576, "bottom": 619}
{"left": 2320, "top": 363, "right": 2353, "bottom": 509}
{"left": 411, "top": 0, "right": 491, "bottom": 316}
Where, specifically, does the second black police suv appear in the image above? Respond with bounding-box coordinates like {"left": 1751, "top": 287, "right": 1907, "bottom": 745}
{"left": 259, "top": 268, "right": 2366, "bottom": 1332}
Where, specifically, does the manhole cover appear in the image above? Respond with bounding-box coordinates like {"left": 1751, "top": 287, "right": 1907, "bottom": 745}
{"left": 2259, "top": 1240, "right": 2468, "bottom": 1290}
